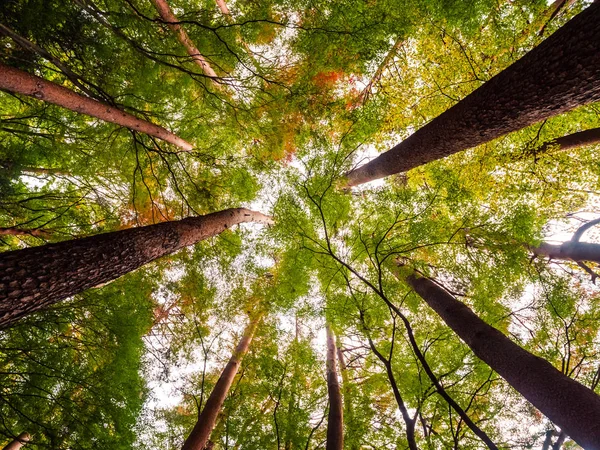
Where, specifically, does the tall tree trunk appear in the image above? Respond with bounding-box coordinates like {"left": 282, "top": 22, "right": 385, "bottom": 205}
{"left": 182, "top": 312, "right": 263, "bottom": 450}
{"left": 0, "top": 62, "right": 193, "bottom": 151}
{"left": 531, "top": 241, "right": 600, "bottom": 265}
{"left": 0, "top": 208, "right": 272, "bottom": 328}
{"left": 325, "top": 324, "right": 344, "bottom": 450}
{"left": 335, "top": 338, "right": 360, "bottom": 450}
{"left": 344, "top": 3, "right": 600, "bottom": 186}
{"left": 2, "top": 433, "right": 30, "bottom": 450}
{"left": 405, "top": 273, "right": 600, "bottom": 448}
{"left": 525, "top": 127, "right": 600, "bottom": 158}
{"left": 151, "top": 0, "right": 220, "bottom": 82}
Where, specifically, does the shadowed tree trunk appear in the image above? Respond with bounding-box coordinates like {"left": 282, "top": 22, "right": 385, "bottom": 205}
{"left": 325, "top": 324, "right": 344, "bottom": 450}
{"left": 524, "top": 127, "right": 600, "bottom": 159}
{"left": 182, "top": 312, "right": 263, "bottom": 450}
{"left": 405, "top": 273, "right": 600, "bottom": 448}
{"left": 345, "top": 3, "right": 600, "bottom": 186}
{"left": 151, "top": 0, "right": 220, "bottom": 83}
{"left": 0, "top": 208, "right": 272, "bottom": 328}
{"left": 2, "top": 433, "right": 30, "bottom": 450}
{"left": 0, "top": 62, "right": 194, "bottom": 151}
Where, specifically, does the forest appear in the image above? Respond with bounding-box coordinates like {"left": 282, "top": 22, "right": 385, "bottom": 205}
{"left": 0, "top": 0, "right": 600, "bottom": 448}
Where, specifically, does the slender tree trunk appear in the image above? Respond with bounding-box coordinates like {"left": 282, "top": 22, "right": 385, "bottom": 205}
{"left": 335, "top": 338, "right": 360, "bottom": 450}
{"left": 359, "top": 36, "right": 403, "bottom": 104}
{"left": 551, "top": 431, "right": 566, "bottom": 450}
{"left": 344, "top": 3, "right": 600, "bottom": 186}
{"left": 0, "top": 62, "right": 193, "bottom": 151}
{"left": 542, "top": 430, "right": 558, "bottom": 450}
{"left": 531, "top": 241, "right": 600, "bottom": 265}
{"left": 151, "top": 0, "right": 220, "bottom": 82}
{"left": 325, "top": 324, "right": 344, "bottom": 450}
{"left": 0, "top": 208, "right": 272, "bottom": 328}
{"left": 405, "top": 273, "right": 600, "bottom": 448}
{"left": 526, "top": 127, "right": 600, "bottom": 158}
{"left": 2, "top": 433, "right": 30, "bottom": 450}
{"left": 182, "top": 312, "right": 263, "bottom": 450}
{"left": 215, "top": 0, "right": 231, "bottom": 17}
{"left": 0, "top": 228, "right": 48, "bottom": 238}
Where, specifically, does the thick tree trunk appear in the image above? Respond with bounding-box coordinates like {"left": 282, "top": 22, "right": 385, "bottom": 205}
{"left": 405, "top": 273, "right": 600, "bottom": 448}
{"left": 0, "top": 208, "right": 272, "bottom": 328}
{"left": 0, "top": 63, "right": 193, "bottom": 151}
{"left": 151, "top": 0, "right": 220, "bottom": 82}
{"left": 345, "top": 3, "right": 600, "bottom": 186}
{"left": 531, "top": 241, "right": 600, "bottom": 265}
{"left": 181, "top": 313, "right": 263, "bottom": 450}
{"left": 2, "top": 433, "right": 30, "bottom": 450}
{"left": 325, "top": 324, "right": 344, "bottom": 450}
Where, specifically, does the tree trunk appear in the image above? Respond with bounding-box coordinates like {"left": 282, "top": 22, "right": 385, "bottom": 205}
{"left": 405, "top": 273, "right": 600, "bottom": 448}
{"left": 344, "top": 3, "right": 600, "bottom": 186}
{"left": 0, "top": 228, "right": 48, "bottom": 237}
{"left": 182, "top": 312, "right": 263, "bottom": 450}
{"left": 151, "top": 0, "right": 220, "bottom": 82}
{"left": 0, "top": 208, "right": 272, "bottom": 328}
{"left": 0, "top": 62, "right": 193, "bottom": 151}
{"left": 325, "top": 324, "right": 344, "bottom": 450}
{"left": 2, "top": 433, "right": 30, "bottom": 450}
{"left": 527, "top": 127, "right": 600, "bottom": 158}
{"left": 531, "top": 241, "right": 600, "bottom": 265}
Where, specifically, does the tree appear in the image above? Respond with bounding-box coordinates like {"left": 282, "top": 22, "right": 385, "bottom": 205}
{"left": 0, "top": 63, "right": 194, "bottom": 151}
{"left": 345, "top": 3, "right": 600, "bottom": 186}
{"left": 182, "top": 310, "right": 264, "bottom": 450}
{"left": 0, "top": 208, "right": 271, "bottom": 328}
{"left": 2, "top": 433, "right": 30, "bottom": 450}
{"left": 325, "top": 324, "right": 343, "bottom": 450}
{"left": 405, "top": 272, "right": 600, "bottom": 449}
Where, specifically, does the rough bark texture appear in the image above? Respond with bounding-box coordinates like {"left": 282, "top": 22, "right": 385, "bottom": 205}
{"left": 345, "top": 3, "right": 600, "bottom": 186}
{"left": 182, "top": 313, "right": 263, "bottom": 450}
{"left": 151, "top": 0, "right": 220, "bottom": 81}
{"left": 2, "top": 433, "right": 30, "bottom": 450}
{"left": 532, "top": 241, "right": 600, "bottom": 265}
{"left": 0, "top": 208, "right": 272, "bottom": 329}
{"left": 326, "top": 324, "right": 344, "bottom": 450}
{"left": 530, "top": 127, "right": 600, "bottom": 157}
{"left": 0, "top": 62, "right": 193, "bottom": 151}
{"left": 406, "top": 274, "right": 600, "bottom": 448}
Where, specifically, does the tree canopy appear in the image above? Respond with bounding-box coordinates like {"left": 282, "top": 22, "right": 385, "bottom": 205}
{"left": 1, "top": 0, "right": 600, "bottom": 448}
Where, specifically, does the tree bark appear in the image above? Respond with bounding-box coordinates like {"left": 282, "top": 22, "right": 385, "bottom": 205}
{"left": 2, "top": 433, "right": 30, "bottom": 450}
{"left": 345, "top": 3, "right": 600, "bottom": 186}
{"left": 0, "top": 62, "right": 194, "bottom": 151}
{"left": 527, "top": 127, "right": 600, "bottom": 158}
{"left": 531, "top": 241, "right": 600, "bottom": 265}
{"left": 0, "top": 228, "right": 48, "bottom": 238}
{"left": 405, "top": 273, "right": 600, "bottom": 449}
{"left": 325, "top": 324, "right": 344, "bottom": 450}
{"left": 151, "top": 0, "right": 220, "bottom": 82}
{"left": 0, "top": 208, "right": 272, "bottom": 328}
{"left": 181, "top": 312, "right": 263, "bottom": 450}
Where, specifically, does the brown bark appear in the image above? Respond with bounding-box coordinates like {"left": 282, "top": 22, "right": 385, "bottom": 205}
{"left": 214, "top": 0, "right": 231, "bottom": 17}
{"left": 151, "top": 0, "right": 220, "bottom": 81}
{"left": 345, "top": 3, "right": 600, "bottom": 186}
{"left": 182, "top": 312, "right": 263, "bottom": 450}
{"left": 0, "top": 208, "right": 272, "bottom": 329}
{"left": 526, "top": 127, "right": 600, "bottom": 158}
{"left": 0, "top": 228, "right": 48, "bottom": 238}
{"left": 0, "top": 63, "right": 194, "bottom": 151}
{"left": 531, "top": 241, "right": 600, "bottom": 265}
{"left": 325, "top": 324, "right": 344, "bottom": 450}
{"left": 406, "top": 273, "right": 600, "bottom": 448}
{"left": 2, "top": 433, "right": 30, "bottom": 450}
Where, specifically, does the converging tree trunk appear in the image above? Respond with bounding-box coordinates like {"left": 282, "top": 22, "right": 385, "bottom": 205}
{"left": 524, "top": 127, "right": 600, "bottom": 159}
{"left": 532, "top": 241, "right": 600, "bottom": 265}
{"left": 181, "top": 312, "right": 263, "bottom": 450}
{"left": 325, "top": 324, "right": 344, "bottom": 450}
{"left": 0, "top": 208, "right": 272, "bottom": 328}
{"left": 151, "top": 0, "right": 220, "bottom": 82}
{"left": 2, "top": 433, "right": 30, "bottom": 450}
{"left": 344, "top": 3, "right": 600, "bottom": 186}
{"left": 0, "top": 62, "right": 194, "bottom": 151}
{"left": 405, "top": 273, "right": 600, "bottom": 448}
